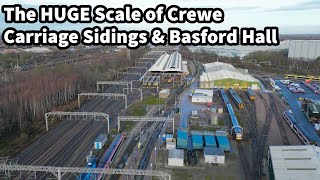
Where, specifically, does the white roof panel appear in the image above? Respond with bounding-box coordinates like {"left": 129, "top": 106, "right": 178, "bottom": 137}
{"left": 200, "top": 62, "right": 259, "bottom": 82}
{"left": 269, "top": 145, "right": 320, "bottom": 180}
{"left": 148, "top": 53, "right": 170, "bottom": 72}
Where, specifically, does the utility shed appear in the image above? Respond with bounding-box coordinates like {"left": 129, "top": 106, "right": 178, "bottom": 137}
{"left": 177, "top": 130, "right": 188, "bottom": 149}
{"left": 94, "top": 134, "right": 108, "bottom": 150}
{"left": 204, "top": 147, "right": 225, "bottom": 164}
{"left": 166, "top": 141, "right": 176, "bottom": 150}
{"left": 192, "top": 134, "right": 204, "bottom": 150}
{"left": 216, "top": 133, "right": 230, "bottom": 152}
{"left": 204, "top": 135, "right": 217, "bottom": 147}
{"left": 268, "top": 145, "right": 320, "bottom": 180}
{"left": 159, "top": 89, "right": 170, "bottom": 99}
{"left": 168, "top": 149, "right": 184, "bottom": 166}
{"left": 191, "top": 94, "right": 212, "bottom": 103}
{"left": 194, "top": 89, "right": 214, "bottom": 97}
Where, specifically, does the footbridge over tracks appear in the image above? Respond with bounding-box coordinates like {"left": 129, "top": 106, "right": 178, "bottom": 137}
{"left": 44, "top": 112, "right": 110, "bottom": 132}
{"left": 117, "top": 116, "right": 174, "bottom": 133}
{"left": 0, "top": 164, "right": 171, "bottom": 180}
{"left": 96, "top": 81, "right": 133, "bottom": 92}
{"left": 78, "top": 93, "right": 127, "bottom": 109}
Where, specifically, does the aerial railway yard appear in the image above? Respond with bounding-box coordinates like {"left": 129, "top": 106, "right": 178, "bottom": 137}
{"left": 8, "top": 62, "right": 154, "bottom": 179}
{"left": 1, "top": 49, "right": 170, "bottom": 180}
{"left": 2, "top": 46, "right": 320, "bottom": 180}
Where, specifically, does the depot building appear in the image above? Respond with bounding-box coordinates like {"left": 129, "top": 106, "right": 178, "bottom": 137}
{"left": 199, "top": 62, "right": 260, "bottom": 90}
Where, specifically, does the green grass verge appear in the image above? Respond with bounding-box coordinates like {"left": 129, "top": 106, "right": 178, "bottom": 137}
{"left": 142, "top": 96, "right": 165, "bottom": 105}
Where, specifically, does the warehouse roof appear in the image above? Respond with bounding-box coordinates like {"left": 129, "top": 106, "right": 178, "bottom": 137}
{"left": 200, "top": 62, "right": 259, "bottom": 82}
{"left": 269, "top": 145, "right": 320, "bottom": 180}
{"left": 148, "top": 53, "right": 170, "bottom": 72}
{"left": 95, "top": 134, "right": 107, "bottom": 142}
{"left": 204, "top": 147, "right": 224, "bottom": 156}
{"left": 168, "top": 149, "right": 184, "bottom": 159}
{"left": 148, "top": 52, "right": 182, "bottom": 72}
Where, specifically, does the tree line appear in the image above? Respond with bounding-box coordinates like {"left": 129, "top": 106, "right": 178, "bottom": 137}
{"left": 0, "top": 46, "right": 149, "bottom": 135}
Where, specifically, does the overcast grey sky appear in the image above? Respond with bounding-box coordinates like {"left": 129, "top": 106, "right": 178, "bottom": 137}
{"left": 2, "top": 0, "right": 320, "bottom": 34}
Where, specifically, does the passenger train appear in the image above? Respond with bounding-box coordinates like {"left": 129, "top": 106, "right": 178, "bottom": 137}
{"left": 246, "top": 88, "right": 256, "bottom": 101}
{"left": 228, "top": 88, "right": 245, "bottom": 110}
{"left": 97, "top": 134, "right": 124, "bottom": 180}
{"left": 283, "top": 110, "right": 316, "bottom": 146}
{"left": 220, "top": 88, "right": 243, "bottom": 140}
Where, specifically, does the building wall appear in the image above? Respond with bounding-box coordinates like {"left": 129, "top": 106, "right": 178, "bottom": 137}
{"left": 288, "top": 40, "right": 320, "bottom": 60}
{"left": 168, "top": 158, "right": 184, "bottom": 166}
{"left": 204, "top": 155, "right": 225, "bottom": 164}
{"left": 199, "top": 78, "right": 260, "bottom": 89}
{"left": 191, "top": 96, "right": 212, "bottom": 103}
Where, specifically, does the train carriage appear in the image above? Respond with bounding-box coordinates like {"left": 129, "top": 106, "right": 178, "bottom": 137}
{"left": 80, "top": 158, "right": 98, "bottom": 180}
{"left": 283, "top": 111, "right": 316, "bottom": 146}
{"left": 220, "top": 88, "right": 243, "bottom": 140}
{"left": 246, "top": 89, "right": 256, "bottom": 101}
{"left": 97, "top": 134, "right": 124, "bottom": 180}
{"left": 228, "top": 88, "right": 245, "bottom": 110}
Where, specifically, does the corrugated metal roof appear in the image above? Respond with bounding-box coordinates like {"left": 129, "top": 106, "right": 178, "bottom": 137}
{"left": 204, "top": 147, "right": 224, "bottom": 156}
{"left": 95, "top": 134, "right": 107, "bottom": 142}
{"left": 200, "top": 62, "right": 259, "bottom": 82}
{"left": 148, "top": 53, "right": 170, "bottom": 72}
{"left": 168, "top": 149, "right": 184, "bottom": 159}
{"left": 269, "top": 145, "right": 320, "bottom": 180}
{"left": 148, "top": 52, "right": 182, "bottom": 72}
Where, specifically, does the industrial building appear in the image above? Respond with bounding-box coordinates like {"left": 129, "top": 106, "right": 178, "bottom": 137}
{"left": 191, "top": 94, "right": 213, "bottom": 104}
{"left": 268, "top": 145, "right": 320, "bottom": 180}
{"left": 148, "top": 52, "right": 183, "bottom": 73}
{"left": 203, "top": 147, "right": 225, "bottom": 164}
{"left": 168, "top": 149, "right": 184, "bottom": 166}
{"left": 199, "top": 62, "right": 260, "bottom": 89}
{"left": 94, "top": 134, "right": 108, "bottom": 150}
{"left": 144, "top": 52, "right": 189, "bottom": 83}
{"left": 288, "top": 40, "right": 320, "bottom": 61}
{"left": 159, "top": 89, "right": 170, "bottom": 99}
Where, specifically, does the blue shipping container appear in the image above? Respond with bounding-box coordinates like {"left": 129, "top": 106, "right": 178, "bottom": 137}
{"left": 204, "top": 135, "right": 217, "bottom": 147}
{"left": 177, "top": 130, "right": 188, "bottom": 149}
{"left": 216, "top": 135, "right": 230, "bottom": 152}
{"left": 192, "top": 134, "right": 204, "bottom": 150}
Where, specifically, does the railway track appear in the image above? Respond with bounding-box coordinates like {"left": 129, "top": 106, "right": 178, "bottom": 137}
{"left": 238, "top": 92, "right": 257, "bottom": 180}
{"left": 236, "top": 142, "right": 252, "bottom": 180}
{"left": 109, "top": 121, "right": 155, "bottom": 180}
{"left": 269, "top": 94, "right": 290, "bottom": 145}
{"left": 255, "top": 93, "right": 271, "bottom": 180}
{"left": 135, "top": 121, "right": 165, "bottom": 180}
{"left": 6, "top": 65, "right": 152, "bottom": 179}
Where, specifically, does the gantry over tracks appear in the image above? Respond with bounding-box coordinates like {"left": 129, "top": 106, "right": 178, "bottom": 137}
{"left": 96, "top": 81, "right": 133, "bottom": 92}
{"left": 78, "top": 93, "right": 127, "bottom": 109}
{"left": 117, "top": 116, "right": 175, "bottom": 133}
{"left": 0, "top": 164, "right": 171, "bottom": 180}
{"left": 44, "top": 111, "right": 110, "bottom": 132}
